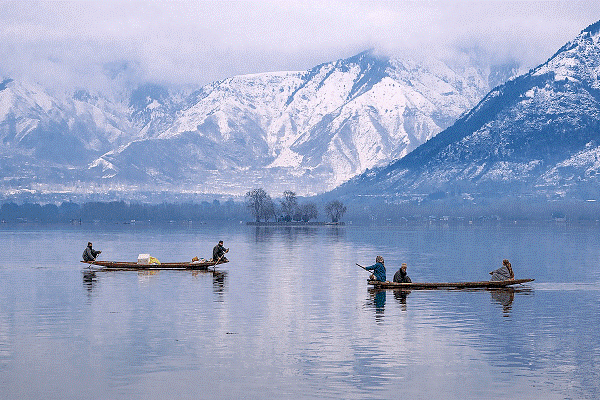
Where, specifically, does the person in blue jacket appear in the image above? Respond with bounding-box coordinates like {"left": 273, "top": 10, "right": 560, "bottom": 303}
{"left": 366, "top": 255, "right": 386, "bottom": 281}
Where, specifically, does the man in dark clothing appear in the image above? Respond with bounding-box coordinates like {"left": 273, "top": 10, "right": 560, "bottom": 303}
{"left": 212, "top": 240, "right": 229, "bottom": 262}
{"left": 82, "top": 242, "right": 101, "bottom": 262}
{"left": 393, "top": 263, "right": 412, "bottom": 283}
{"left": 365, "top": 255, "right": 386, "bottom": 282}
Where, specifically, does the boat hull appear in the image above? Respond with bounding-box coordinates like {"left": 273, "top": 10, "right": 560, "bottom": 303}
{"left": 368, "top": 278, "right": 534, "bottom": 289}
{"left": 81, "top": 259, "right": 228, "bottom": 271}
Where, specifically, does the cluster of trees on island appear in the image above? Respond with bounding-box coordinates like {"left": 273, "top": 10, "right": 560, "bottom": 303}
{"left": 245, "top": 188, "right": 346, "bottom": 223}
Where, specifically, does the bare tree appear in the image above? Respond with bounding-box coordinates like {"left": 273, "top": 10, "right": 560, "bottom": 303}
{"left": 300, "top": 202, "right": 318, "bottom": 222}
{"left": 280, "top": 190, "right": 298, "bottom": 222}
{"left": 325, "top": 200, "right": 347, "bottom": 223}
{"left": 245, "top": 188, "right": 269, "bottom": 222}
{"left": 263, "top": 196, "right": 277, "bottom": 222}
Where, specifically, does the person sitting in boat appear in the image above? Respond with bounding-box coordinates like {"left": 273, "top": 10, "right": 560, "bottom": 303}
{"left": 82, "top": 242, "right": 101, "bottom": 262}
{"left": 393, "top": 263, "right": 412, "bottom": 283}
{"left": 366, "top": 256, "right": 386, "bottom": 282}
{"left": 489, "top": 259, "right": 514, "bottom": 281}
{"left": 212, "top": 240, "right": 229, "bottom": 262}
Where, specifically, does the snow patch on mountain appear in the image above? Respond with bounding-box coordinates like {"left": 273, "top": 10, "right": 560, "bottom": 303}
{"left": 268, "top": 147, "right": 303, "bottom": 168}
{"left": 88, "top": 158, "right": 118, "bottom": 178}
{"left": 541, "top": 143, "right": 600, "bottom": 184}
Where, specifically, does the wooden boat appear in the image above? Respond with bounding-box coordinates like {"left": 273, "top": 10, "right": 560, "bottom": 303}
{"left": 81, "top": 259, "right": 228, "bottom": 271}
{"left": 367, "top": 278, "right": 534, "bottom": 290}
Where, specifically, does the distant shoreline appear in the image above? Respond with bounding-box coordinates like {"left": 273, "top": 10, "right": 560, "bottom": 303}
{"left": 246, "top": 221, "right": 345, "bottom": 226}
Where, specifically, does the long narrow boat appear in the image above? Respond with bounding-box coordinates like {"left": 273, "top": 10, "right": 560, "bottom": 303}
{"left": 367, "top": 278, "right": 534, "bottom": 289}
{"left": 81, "top": 259, "right": 228, "bottom": 271}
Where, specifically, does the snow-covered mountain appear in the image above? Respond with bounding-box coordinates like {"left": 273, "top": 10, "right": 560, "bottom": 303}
{"left": 88, "top": 51, "right": 514, "bottom": 196}
{"left": 1, "top": 50, "right": 516, "bottom": 199}
{"left": 0, "top": 78, "right": 137, "bottom": 193}
{"left": 330, "top": 21, "right": 600, "bottom": 202}
{"left": 0, "top": 77, "right": 187, "bottom": 192}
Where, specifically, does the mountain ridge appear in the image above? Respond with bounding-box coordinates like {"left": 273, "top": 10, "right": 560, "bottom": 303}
{"left": 329, "top": 20, "right": 600, "bottom": 203}
{"left": 1, "top": 50, "right": 517, "bottom": 200}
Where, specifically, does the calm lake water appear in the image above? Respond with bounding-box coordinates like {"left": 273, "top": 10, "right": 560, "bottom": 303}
{"left": 0, "top": 221, "right": 599, "bottom": 399}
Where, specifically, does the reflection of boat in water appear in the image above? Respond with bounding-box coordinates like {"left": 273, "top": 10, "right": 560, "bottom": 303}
{"left": 368, "top": 278, "right": 534, "bottom": 290}
{"left": 367, "top": 286, "right": 532, "bottom": 316}
{"left": 82, "top": 266, "right": 227, "bottom": 295}
{"left": 81, "top": 259, "right": 228, "bottom": 271}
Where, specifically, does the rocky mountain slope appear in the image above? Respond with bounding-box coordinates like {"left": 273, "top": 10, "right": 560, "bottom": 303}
{"left": 331, "top": 21, "right": 600, "bottom": 203}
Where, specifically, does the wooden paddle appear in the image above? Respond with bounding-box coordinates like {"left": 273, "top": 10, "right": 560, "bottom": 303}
{"left": 356, "top": 263, "right": 371, "bottom": 274}
{"left": 86, "top": 254, "right": 101, "bottom": 269}
{"left": 210, "top": 254, "right": 224, "bottom": 273}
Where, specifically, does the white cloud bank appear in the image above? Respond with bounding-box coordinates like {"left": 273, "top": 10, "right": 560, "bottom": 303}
{"left": 1, "top": 1, "right": 598, "bottom": 90}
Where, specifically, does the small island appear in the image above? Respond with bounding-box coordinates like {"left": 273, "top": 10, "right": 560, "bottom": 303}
{"left": 244, "top": 188, "right": 346, "bottom": 225}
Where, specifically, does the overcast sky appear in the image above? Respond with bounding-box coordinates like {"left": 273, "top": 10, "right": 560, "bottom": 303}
{"left": 1, "top": 1, "right": 599, "bottom": 91}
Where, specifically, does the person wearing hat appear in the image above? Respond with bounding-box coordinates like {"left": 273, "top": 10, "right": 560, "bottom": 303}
{"left": 82, "top": 242, "right": 101, "bottom": 262}
{"left": 212, "top": 240, "right": 229, "bottom": 263}
{"left": 365, "top": 255, "right": 386, "bottom": 282}
{"left": 393, "top": 263, "right": 412, "bottom": 283}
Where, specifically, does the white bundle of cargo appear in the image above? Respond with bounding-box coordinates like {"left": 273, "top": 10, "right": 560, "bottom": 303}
{"left": 137, "top": 254, "right": 161, "bottom": 265}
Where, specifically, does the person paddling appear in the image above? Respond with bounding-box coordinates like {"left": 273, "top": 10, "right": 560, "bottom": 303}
{"left": 82, "top": 242, "right": 101, "bottom": 262}
{"left": 212, "top": 240, "right": 229, "bottom": 263}
{"left": 365, "top": 256, "right": 386, "bottom": 282}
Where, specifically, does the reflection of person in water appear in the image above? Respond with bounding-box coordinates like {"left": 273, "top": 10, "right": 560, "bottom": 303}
{"left": 489, "top": 259, "right": 514, "bottom": 281}
{"left": 491, "top": 288, "right": 515, "bottom": 315}
{"left": 368, "top": 289, "right": 386, "bottom": 321}
{"left": 393, "top": 289, "right": 409, "bottom": 311}
{"left": 190, "top": 269, "right": 228, "bottom": 300}
{"left": 82, "top": 270, "right": 97, "bottom": 294}
{"left": 374, "top": 290, "right": 386, "bottom": 310}
{"left": 213, "top": 271, "right": 227, "bottom": 295}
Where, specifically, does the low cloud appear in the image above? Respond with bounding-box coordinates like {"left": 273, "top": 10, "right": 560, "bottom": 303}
{"left": 1, "top": 1, "right": 598, "bottom": 91}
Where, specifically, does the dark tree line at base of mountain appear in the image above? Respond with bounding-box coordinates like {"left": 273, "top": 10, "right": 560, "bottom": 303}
{"left": 2, "top": 195, "right": 600, "bottom": 224}
{"left": 346, "top": 196, "right": 600, "bottom": 223}
{"left": 0, "top": 200, "right": 249, "bottom": 223}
